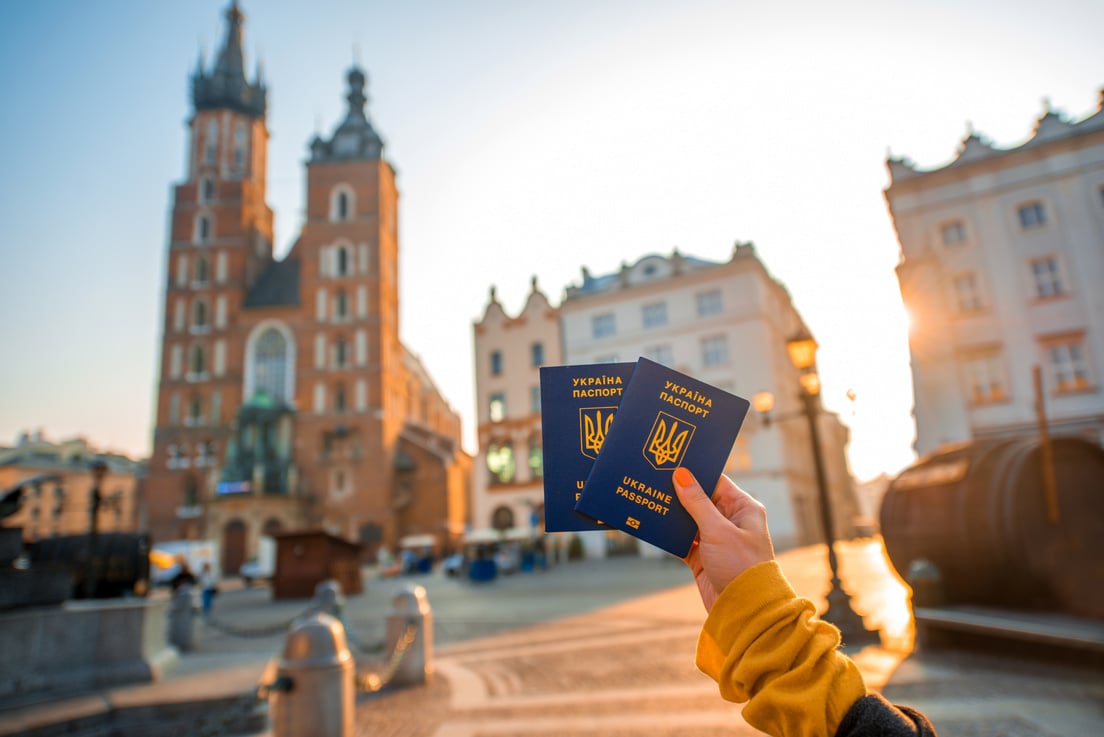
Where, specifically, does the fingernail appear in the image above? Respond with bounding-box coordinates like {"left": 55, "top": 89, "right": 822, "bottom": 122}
{"left": 673, "top": 467, "right": 694, "bottom": 487}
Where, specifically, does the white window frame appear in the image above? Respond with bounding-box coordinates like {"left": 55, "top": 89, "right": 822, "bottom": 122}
{"left": 642, "top": 301, "right": 668, "bottom": 329}
{"left": 330, "top": 184, "right": 356, "bottom": 222}
{"left": 962, "top": 352, "right": 1008, "bottom": 405}
{"left": 952, "top": 273, "right": 983, "bottom": 313}
{"left": 1017, "top": 201, "right": 1047, "bottom": 230}
{"left": 1044, "top": 336, "right": 1093, "bottom": 394}
{"left": 1030, "top": 256, "right": 1065, "bottom": 299}
{"left": 696, "top": 289, "right": 722, "bottom": 317}
{"left": 592, "top": 313, "right": 616, "bottom": 339}
{"left": 701, "top": 335, "right": 729, "bottom": 367}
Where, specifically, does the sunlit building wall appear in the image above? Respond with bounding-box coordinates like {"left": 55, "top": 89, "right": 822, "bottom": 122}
{"left": 472, "top": 244, "right": 861, "bottom": 555}
{"left": 0, "top": 432, "right": 141, "bottom": 542}
{"left": 885, "top": 91, "right": 1104, "bottom": 457}
{"left": 471, "top": 280, "right": 561, "bottom": 542}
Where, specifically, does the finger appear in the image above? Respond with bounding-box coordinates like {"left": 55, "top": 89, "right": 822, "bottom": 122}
{"left": 672, "top": 467, "right": 727, "bottom": 531}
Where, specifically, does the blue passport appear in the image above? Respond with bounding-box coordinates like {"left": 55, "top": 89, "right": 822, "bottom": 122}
{"left": 539, "top": 362, "right": 636, "bottom": 531}
{"left": 574, "top": 358, "right": 750, "bottom": 557}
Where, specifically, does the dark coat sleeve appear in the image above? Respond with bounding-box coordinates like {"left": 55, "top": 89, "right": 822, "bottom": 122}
{"left": 834, "top": 693, "right": 938, "bottom": 737}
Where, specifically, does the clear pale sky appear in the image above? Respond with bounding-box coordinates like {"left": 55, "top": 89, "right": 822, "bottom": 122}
{"left": 1, "top": 0, "right": 1101, "bottom": 481}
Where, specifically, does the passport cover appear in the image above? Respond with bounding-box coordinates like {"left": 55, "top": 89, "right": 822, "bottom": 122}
{"left": 540, "top": 362, "right": 636, "bottom": 531}
{"left": 574, "top": 357, "right": 750, "bottom": 557}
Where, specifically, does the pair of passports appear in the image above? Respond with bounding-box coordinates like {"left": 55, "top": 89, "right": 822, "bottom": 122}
{"left": 540, "top": 358, "right": 750, "bottom": 557}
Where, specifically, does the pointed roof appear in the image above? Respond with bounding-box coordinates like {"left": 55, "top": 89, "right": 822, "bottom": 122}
{"left": 192, "top": 1, "right": 267, "bottom": 119}
{"left": 309, "top": 66, "right": 385, "bottom": 163}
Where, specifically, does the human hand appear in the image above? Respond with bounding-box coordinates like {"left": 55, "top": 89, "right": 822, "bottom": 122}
{"left": 673, "top": 467, "right": 775, "bottom": 612}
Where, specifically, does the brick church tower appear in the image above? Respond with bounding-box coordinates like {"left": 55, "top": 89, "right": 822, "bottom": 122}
{"left": 146, "top": 2, "right": 470, "bottom": 573}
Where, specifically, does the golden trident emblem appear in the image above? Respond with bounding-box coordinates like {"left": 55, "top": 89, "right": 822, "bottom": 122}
{"left": 644, "top": 412, "right": 695, "bottom": 469}
{"left": 580, "top": 407, "right": 617, "bottom": 459}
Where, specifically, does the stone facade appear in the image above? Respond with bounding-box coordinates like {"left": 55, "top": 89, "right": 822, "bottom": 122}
{"left": 885, "top": 90, "right": 1104, "bottom": 457}
{"left": 472, "top": 245, "right": 861, "bottom": 554}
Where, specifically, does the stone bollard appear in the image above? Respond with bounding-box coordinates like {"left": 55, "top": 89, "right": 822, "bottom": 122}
{"left": 312, "top": 579, "right": 345, "bottom": 619}
{"left": 269, "top": 612, "right": 354, "bottom": 737}
{"left": 167, "top": 583, "right": 196, "bottom": 652}
{"left": 386, "top": 584, "right": 433, "bottom": 687}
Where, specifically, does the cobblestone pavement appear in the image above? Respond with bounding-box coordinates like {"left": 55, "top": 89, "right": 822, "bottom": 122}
{"left": 78, "top": 539, "right": 1104, "bottom": 737}
{"left": 338, "top": 540, "right": 1104, "bottom": 737}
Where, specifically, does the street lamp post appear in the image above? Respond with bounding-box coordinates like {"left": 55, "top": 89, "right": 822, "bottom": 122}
{"left": 785, "top": 329, "right": 878, "bottom": 646}
{"left": 85, "top": 458, "right": 108, "bottom": 599}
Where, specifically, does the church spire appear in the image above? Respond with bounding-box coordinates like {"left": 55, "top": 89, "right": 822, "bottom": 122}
{"left": 308, "top": 66, "right": 385, "bottom": 163}
{"left": 192, "top": 1, "right": 266, "bottom": 119}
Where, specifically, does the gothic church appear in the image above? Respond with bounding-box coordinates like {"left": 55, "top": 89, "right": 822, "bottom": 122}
{"left": 144, "top": 2, "right": 470, "bottom": 573}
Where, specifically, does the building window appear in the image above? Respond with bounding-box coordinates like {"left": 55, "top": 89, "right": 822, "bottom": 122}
{"left": 196, "top": 441, "right": 215, "bottom": 468}
{"left": 199, "top": 176, "right": 215, "bottom": 204}
{"left": 195, "top": 214, "right": 211, "bottom": 244}
{"left": 334, "top": 383, "right": 347, "bottom": 413}
{"left": 490, "top": 350, "right": 503, "bottom": 376}
{"left": 167, "top": 444, "right": 182, "bottom": 469}
{"left": 642, "top": 302, "right": 668, "bottom": 328}
{"left": 1031, "top": 256, "right": 1065, "bottom": 299}
{"left": 1017, "top": 201, "right": 1047, "bottom": 229}
{"left": 194, "top": 255, "right": 210, "bottom": 285}
{"left": 188, "top": 396, "right": 203, "bottom": 426}
{"left": 192, "top": 299, "right": 209, "bottom": 332}
{"left": 592, "top": 313, "right": 616, "bottom": 339}
{"left": 330, "top": 186, "right": 355, "bottom": 222}
{"left": 335, "top": 289, "right": 348, "bottom": 320}
{"left": 941, "top": 220, "right": 967, "bottom": 246}
{"left": 595, "top": 354, "right": 619, "bottom": 364}
{"left": 952, "top": 273, "right": 983, "bottom": 312}
{"left": 336, "top": 246, "right": 350, "bottom": 276}
{"left": 233, "top": 121, "right": 248, "bottom": 170}
{"left": 489, "top": 392, "right": 507, "bottom": 422}
{"left": 203, "top": 119, "right": 218, "bottom": 164}
{"left": 190, "top": 344, "right": 207, "bottom": 377}
{"left": 530, "top": 385, "right": 541, "bottom": 413}
{"left": 182, "top": 476, "right": 199, "bottom": 507}
{"left": 1046, "top": 338, "right": 1092, "bottom": 393}
{"left": 528, "top": 436, "right": 543, "bottom": 480}
{"left": 486, "top": 442, "right": 516, "bottom": 484}
{"left": 333, "top": 337, "right": 348, "bottom": 369}
{"left": 963, "top": 354, "right": 1007, "bottom": 404}
{"left": 531, "top": 342, "right": 544, "bottom": 367}
{"left": 169, "top": 393, "right": 180, "bottom": 424}
{"left": 210, "top": 390, "right": 221, "bottom": 424}
{"left": 645, "top": 344, "right": 674, "bottom": 367}
{"left": 696, "top": 290, "right": 722, "bottom": 317}
{"left": 701, "top": 335, "right": 729, "bottom": 367}
{"left": 253, "top": 327, "right": 289, "bottom": 402}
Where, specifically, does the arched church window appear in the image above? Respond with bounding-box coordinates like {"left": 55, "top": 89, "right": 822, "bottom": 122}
{"left": 190, "top": 344, "right": 206, "bottom": 376}
{"left": 192, "top": 299, "right": 208, "bottom": 331}
{"left": 330, "top": 185, "right": 355, "bottom": 222}
{"left": 204, "top": 119, "right": 219, "bottom": 165}
{"left": 195, "top": 255, "right": 209, "bottom": 284}
{"left": 195, "top": 214, "right": 212, "bottom": 244}
{"left": 333, "top": 337, "right": 348, "bottom": 369}
{"left": 253, "top": 327, "right": 289, "bottom": 403}
{"left": 334, "top": 383, "right": 347, "bottom": 413}
{"left": 233, "top": 121, "right": 248, "bottom": 171}
{"left": 336, "top": 247, "right": 350, "bottom": 276}
{"left": 335, "top": 289, "right": 348, "bottom": 319}
{"left": 199, "top": 176, "right": 215, "bottom": 204}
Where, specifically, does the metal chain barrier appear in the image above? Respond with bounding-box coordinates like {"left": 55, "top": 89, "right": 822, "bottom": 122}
{"left": 203, "top": 603, "right": 318, "bottom": 639}
{"left": 341, "top": 619, "right": 385, "bottom": 654}
{"left": 354, "top": 622, "right": 417, "bottom": 693}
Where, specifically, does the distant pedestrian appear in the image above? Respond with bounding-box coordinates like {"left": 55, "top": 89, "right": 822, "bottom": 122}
{"left": 672, "top": 467, "right": 938, "bottom": 737}
{"left": 170, "top": 557, "right": 197, "bottom": 591}
{"left": 199, "top": 561, "right": 217, "bottom": 617}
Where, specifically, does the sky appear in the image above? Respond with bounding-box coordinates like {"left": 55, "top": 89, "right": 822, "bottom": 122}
{"left": 1, "top": 0, "right": 1101, "bottom": 482}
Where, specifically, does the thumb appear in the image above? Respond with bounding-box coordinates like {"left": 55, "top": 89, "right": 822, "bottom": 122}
{"left": 672, "top": 467, "right": 725, "bottom": 531}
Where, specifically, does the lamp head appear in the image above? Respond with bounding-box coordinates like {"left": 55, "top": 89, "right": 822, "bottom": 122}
{"left": 786, "top": 328, "right": 818, "bottom": 370}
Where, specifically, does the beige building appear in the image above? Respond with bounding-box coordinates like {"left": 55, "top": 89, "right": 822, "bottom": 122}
{"left": 0, "top": 432, "right": 141, "bottom": 542}
{"left": 885, "top": 90, "right": 1104, "bottom": 456}
{"left": 473, "top": 244, "right": 860, "bottom": 554}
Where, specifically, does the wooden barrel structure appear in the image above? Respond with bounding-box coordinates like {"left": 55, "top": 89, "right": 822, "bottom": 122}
{"left": 880, "top": 436, "right": 1104, "bottom": 619}
{"left": 27, "top": 532, "right": 151, "bottom": 599}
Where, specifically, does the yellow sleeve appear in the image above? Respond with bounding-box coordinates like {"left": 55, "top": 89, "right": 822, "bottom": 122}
{"left": 696, "top": 560, "right": 867, "bottom": 737}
